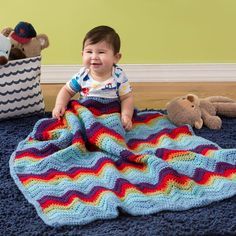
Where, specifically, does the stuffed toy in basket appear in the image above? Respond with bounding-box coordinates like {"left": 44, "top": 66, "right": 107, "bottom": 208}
{"left": 0, "top": 33, "right": 11, "bottom": 65}
{"left": 0, "top": 21, "right": 49, "bottom": 120}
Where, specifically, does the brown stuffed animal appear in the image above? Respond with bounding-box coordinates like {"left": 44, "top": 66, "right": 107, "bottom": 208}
{"left": 1, "top": 21, "right": 49, "bottom": 60}
{"left": 166, "top": 94, "right": 236, "bottom": 129}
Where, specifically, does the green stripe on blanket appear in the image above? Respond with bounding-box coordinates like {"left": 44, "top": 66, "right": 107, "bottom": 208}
{"left": 10, "top": 97, "right": 236, "bottom": 226}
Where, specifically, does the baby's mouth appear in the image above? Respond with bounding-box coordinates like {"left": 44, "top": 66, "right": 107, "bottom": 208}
{"left": 91, "top": 63, "right": 102, "bottom": 68}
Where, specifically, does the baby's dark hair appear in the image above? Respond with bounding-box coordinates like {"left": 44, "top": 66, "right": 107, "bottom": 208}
{"left": 82, "top": 26, "right": 121, "bottom": 54}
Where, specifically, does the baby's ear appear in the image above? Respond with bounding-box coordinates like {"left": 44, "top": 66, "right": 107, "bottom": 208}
{"left": 115, "top": 53, "right": 122, "bottom": 62}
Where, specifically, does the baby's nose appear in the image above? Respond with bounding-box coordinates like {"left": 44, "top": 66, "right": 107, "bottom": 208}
{"left": 91, "top": 52, "right": 99, "bottom": 59}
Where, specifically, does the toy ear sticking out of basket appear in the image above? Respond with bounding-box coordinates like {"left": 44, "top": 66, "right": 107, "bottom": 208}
{"left": 1, "top": 21, "right": 49, "bottom": 61}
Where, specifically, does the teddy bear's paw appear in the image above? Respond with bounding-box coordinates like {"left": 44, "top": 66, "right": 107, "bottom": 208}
{"left": 206, "top": 116, "right": 222, "bottom": 129}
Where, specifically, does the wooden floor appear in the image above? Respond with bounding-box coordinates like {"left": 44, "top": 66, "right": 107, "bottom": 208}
{"left": 41, "top": 82, "right": 236, "bottom": 111}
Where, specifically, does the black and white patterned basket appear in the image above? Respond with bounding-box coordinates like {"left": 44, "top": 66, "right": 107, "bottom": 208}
{"left": 0, "top": 56, "right": 45, "bottom": 120}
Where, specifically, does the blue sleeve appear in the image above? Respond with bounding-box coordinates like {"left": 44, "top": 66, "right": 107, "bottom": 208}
{"left": 66, "top": 74, "right": 81, "bottom": 93}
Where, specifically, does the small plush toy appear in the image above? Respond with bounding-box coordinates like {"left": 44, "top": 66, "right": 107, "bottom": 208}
{"left": 0, "top": 33, "right": 11, "bottom": 65}
{"left": 1, "top": 21, "right": 49, "bottom": 60}
{"left": 166, "top": 93, "right": 236, "bottom": 129}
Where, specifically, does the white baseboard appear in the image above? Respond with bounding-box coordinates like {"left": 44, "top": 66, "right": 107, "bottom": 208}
{"left": 41, "top": 63, "right": 236, "bottom": 83}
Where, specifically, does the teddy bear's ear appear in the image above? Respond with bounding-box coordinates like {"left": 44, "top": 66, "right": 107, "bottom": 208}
{"left": 186, "top": 93, "right": 200, "bottom": 106}
{"left": 37, "top": 34, "right": 49, "bottom": 50}
{"left": 1, "top": 27, "right": 14, "bottom": 37}
{"left": 194, "top": 118, "right": 203, "bottom": 129}
{"left": 186, "top": 94, "right": 197, "bottom": 102}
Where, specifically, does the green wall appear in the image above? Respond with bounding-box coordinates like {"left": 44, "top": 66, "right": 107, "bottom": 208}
{"left": 1, "top": 0, "right": 236, "bottom": 64}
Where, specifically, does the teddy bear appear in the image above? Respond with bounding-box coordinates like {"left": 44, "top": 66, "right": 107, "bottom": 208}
{"left": 0, "top": 33, "right": 11, "bottom": 65}
{"left": 166, "top": 93, "right": 236, "bottom": 129}
{"left": 1, "top": 21, "right": 49, "bottom": 60}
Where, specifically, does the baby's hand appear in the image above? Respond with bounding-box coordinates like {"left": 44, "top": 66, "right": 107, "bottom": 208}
{"left": 121, "top": 114, "right": 132, "bottom": 131}
{"left": 52, "top": 105, "right": 66, "bottom": 120}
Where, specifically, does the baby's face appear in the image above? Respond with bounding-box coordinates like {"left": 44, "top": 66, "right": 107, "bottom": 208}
{"left": 82, "top": 40, "right": 121, "bottom": 80}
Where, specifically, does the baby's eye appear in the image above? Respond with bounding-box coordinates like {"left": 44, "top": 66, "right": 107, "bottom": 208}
{"left": 99, "top": 51, "right": 105, "bottom": 54}
{"left": 85, "top": 51, "right": 92, "bottom": 54}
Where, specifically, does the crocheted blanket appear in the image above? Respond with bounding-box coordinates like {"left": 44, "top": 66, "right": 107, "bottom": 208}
{"left": 10, "top": 97, "right": 236, "bottom": 226}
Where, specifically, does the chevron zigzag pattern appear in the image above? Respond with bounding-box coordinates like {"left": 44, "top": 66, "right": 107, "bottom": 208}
{"left": 0, "top": 57, "right": 45, "bottom": 120}
{"left": 10, "top": 97, "right": 236, "bottom": 226}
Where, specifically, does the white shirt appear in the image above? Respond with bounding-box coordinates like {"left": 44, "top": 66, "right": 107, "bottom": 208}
{"left": 66, "top": 65, "right": 132, "bottom": 98}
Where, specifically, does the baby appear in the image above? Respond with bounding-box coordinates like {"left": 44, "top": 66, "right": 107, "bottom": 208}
{"left": 52, "top": 25, "right": 134, "bottom": 131}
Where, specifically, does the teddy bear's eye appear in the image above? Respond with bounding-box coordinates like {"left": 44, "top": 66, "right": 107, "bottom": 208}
{"left": 192, "top": 105, "right": 194, "bottom": 108}
{"left": 6, "top": 51, "right": 8, "bottom": 54}
{"left": 12, "top": 45, "right": 14, "bottom": 48}
{"left": 22, "top": 48, "right": 25, "bottom": 52}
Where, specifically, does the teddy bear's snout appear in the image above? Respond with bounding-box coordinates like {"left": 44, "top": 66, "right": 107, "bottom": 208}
{"left": 0, "top": 56, "right": 8, "bottom": 65}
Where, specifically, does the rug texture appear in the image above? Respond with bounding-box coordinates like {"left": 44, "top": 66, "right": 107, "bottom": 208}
{"left": 3, "top": 97, "right": 236, "bottom": 235}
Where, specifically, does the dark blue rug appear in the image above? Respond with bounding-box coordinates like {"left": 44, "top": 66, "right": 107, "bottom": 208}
{"left": 1, "top": 112, "right": 236, "bottom": 236}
